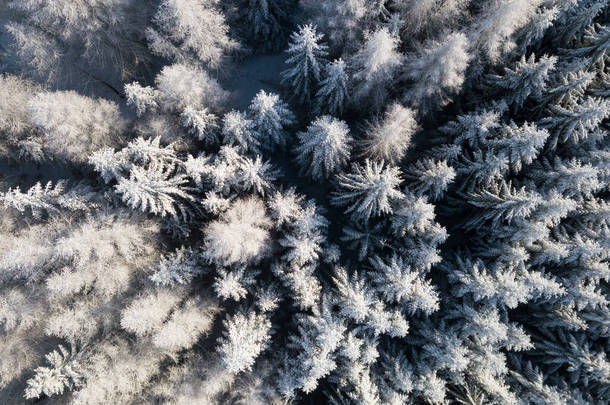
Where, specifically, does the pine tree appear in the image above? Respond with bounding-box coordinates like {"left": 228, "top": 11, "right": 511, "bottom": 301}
{"left": 281, "top": 24, "right": 328, "bottom": 104}
{"left": 149, "top": 246, "right": 205, "bottom": 286}
{"left": 315, "top": 58, "right": 350, "bottom": 115}
{"left": 332, "top": 266, "right": 375, "bottom": 323}
{"left": 403, "top": 159, "right": 456, "bottom": 200}
{"left": 370, "top": 254, "right": 439, "bottom": 314}
{"left": 465, "top": 180, "right": 544, "bottom": 228}
{"left": 441, "top": 106, "right": 505, "bottom": 148}
{"left": 248, "top": 90, "right": 295, "bottom": 151}
{"left": 217, "top": 309, "right": 272, "bottom": 374}
{"left": 114, "top": 162, "right": 195, "bottom": 220}
{"left": 125, "top": 136, "right": 179, "bottom": 166}
{"left": 515, "top": 6, "right": 559, "bottom": 54}
{"left": 24, "top": 345, "right": 84, "bottom": 399}
{"left": 530, "top": 157, "right": 602, "bottom": 199}
{"left": 489, "top": 122, "right": 549, "bottom": 172}
{"left": 341, "top": 222, "right": 385, "bottom": 262}
{"left": 351, "top": 27, "right": 402, "bottom": 108}
{"left": 295, "top": 116, "right": 352, "bottom": 180}
{"left": 222, "top": 110, "right": 259, "bottom": 153}
{"left": 146, "top": 0, "right": 238, "bottom": 67}
{"left": 403, "top": 32, "right": 471, "bottom": 110}
{"left": 331, "top": 160, "right": 404, "bottom": 223}
{"left": 539, "top": 96, "right": 610, "bottom": 148}
{"left": 278, "top": 200, "right": 328, "bottom": 268}
{"left": 299, "top": 0, "right": 369, "bottom": 51}
{"left": 202, "top": 197, "right": 272, "bottom": 266}
{"left": 454, "top": 150, "right": 510, "bottom": 191}
{"left": 360, "top": 103, "right": 418, "bottom": 164}
{"left": 389, "top": 195, "right": 436, "bottom": 239}
{"left": 278, "top": 297, "right": 346, "bottom": 396}
{"left": 567, "top": 24, "right": 610, "bottom": 68}
{"left": 537, "top": 69, "right": 595, "bottom": 109}
{"left": 551, "top": 0, "right": 606, "bottom": 46}
{"left": 124, "top": 82, "right": 159, "bottom": 116}
{"left": 213, "top": 267, "right": 257, "bottom": 302}
{"left": 0, "top": 181, "right": 95, "bottom": 219}
{"left": 487, "top": 54, "right": 557, "bottom": 109}
{"left": 236, "top": 155, "right": 278, "bottom": 196}
{"left": 181, "top": 106, "right": 218, "bottom": 145}
{"left": 267, "top": 188, "right": 304, "bottom": 226}
{"left": 242, "top": 0, "right": 289, "bottom": 49}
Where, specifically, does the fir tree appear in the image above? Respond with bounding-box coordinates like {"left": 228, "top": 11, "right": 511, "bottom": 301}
{"left": 281, "top": 24, "right": 328, "bottom": 104}
{"left": 487, "top": 54, "right": 557, "bottom": 109}
{"left": 222, "top": 110, "right": 259, "bottom": 153}
{"left": 403, "top": 32, "right": 471, "bottom": 110}
{"left": 315, "top": 58, "right": 350, "bottom": 116}
{"left": 540, "top": 96, "right": 610, "bottom": 148}
{"left": 125, "top": 82, "right": 159, "bottom": 117}
{"left": 150, "top": 247, "right": 205, "bottom": 286}
{"left": 295, "top": 116, "right": 352, "bottom": 180}
{"left": 217, "top": 309, "right": 272, "bottom": 374}
{"left": 403, "top": 159, "right": 456, "bottom": 200}
{"left": 114, "top": 162, "right": 195, "bottom": 220}
{"left": 147, "top": 0, "right": 238, "bottom": 67}
{"left": 24, "top": 345, "right": 84, "bottom": 399}
{"left": 242, "top": 0, "right": 290, "bottom": 49}
{"left": 351, "top": 27, "right": 402, "bottom": 108}
{"left": 248, "top": 90, "right": 295, "bottom": 151}
{"left": 331, "top": 160, "right": 404, "bottom": 223}
{"left": 360, "top": 103, "right": 418, "bottom": 164}
{"left": 181, "top": 106, "right": 219, "bottom": 145}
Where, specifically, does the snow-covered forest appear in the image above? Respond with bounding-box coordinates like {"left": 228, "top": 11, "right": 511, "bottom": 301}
{"left": 0, "top": 0, "right": 609, "bottom": 404}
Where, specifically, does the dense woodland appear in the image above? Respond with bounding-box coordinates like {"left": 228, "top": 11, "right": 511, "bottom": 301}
{"left": 0, "top": 0, "right": 609, "bottom": 404}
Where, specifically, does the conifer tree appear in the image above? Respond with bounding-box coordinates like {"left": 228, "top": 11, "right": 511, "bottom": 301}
{"left": 281, "top": 24, "right": 328, "bottom": 104}
{"left": 24, "top": 345, "right": 84, "bottom": 399}
{"left": 217, "top": 308, "right": 272, "bottom": 374}
{"left": 331, "top": 160, "right": 404, "bottom": 223}
{"left": 295, "top": 116, "right": 352, "bottom": 180}
{"left": 125, "top": 82, "right": 159, "bottom": 117}
{"left": 147, "top": 0, "right": 238, "bottom": 67}
{"left": 114, "top": 162, "right": 195, "bottom": 220}
{"left": 181, "top": 106, "right": 219, "bottom": 144}
{"left": 351, "top": 27, "right": 402, "bottom": 108}
{"left": 242, "top": 0, "right": 290, "bottom": 49}
{"left": 403, "top": 32, "right": 471, "bottom": 110}
{"left": 315, "top": 58, "right": 350, "bottom": 116}
{"left": 222, "top": 110, "right": 259, "bottom": 153}
{"left": 248, "top": 90, "right": 295, "bottom": 151}
{"left": 403, "top": 159, "right": 456, "bottom": 200}
{"left": 360, "top": 103, "right": 418, "bottom": 164}
{"left": 540, "top": 96, "right": 610, "bottom": 148}
{"left": 487, "top": 54, "right": 557, "bottom": 109}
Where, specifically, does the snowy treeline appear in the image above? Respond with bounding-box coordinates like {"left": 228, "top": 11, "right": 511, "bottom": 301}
{"left": 0, "top": 0, "right": 609, "bottom": 404}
